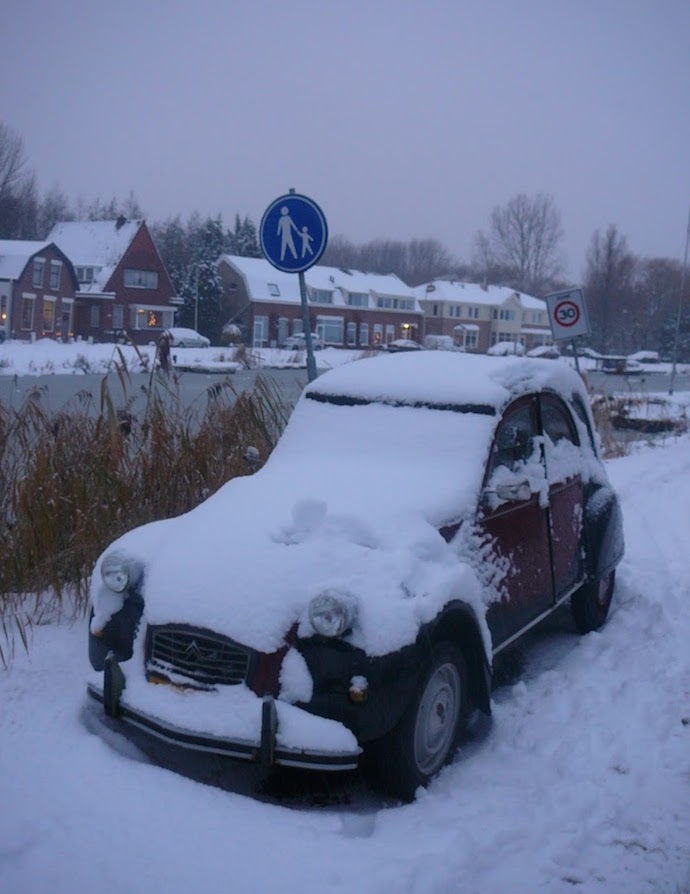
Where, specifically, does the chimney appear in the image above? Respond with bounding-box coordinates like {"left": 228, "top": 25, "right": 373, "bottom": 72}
{"left": 115, "top": 215, "right": 127, "bottom": 230}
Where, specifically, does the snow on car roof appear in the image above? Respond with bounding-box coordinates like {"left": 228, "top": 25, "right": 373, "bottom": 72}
{"left": 305, "top": 351, "right": 588, "bottom": 413}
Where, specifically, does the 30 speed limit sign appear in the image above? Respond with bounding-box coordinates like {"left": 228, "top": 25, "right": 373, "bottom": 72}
{"left": 544, "top": 288, "right": 591, "bottom": 340}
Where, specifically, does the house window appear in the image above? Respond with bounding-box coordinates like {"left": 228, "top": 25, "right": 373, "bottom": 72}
{"left": 112, "top": 305, "right": 124, "bottom": 330}
{"left": 91, "top": 306, "right": 100, "bottom": 328}
{"left": 277, "top": 317, "right": 289, "bottom": 345}
{"left": 346, "top": 321, "right": 357, "bottom": 346}
{"left": 317, "top": 316, "right": 344, "bottom": 344}
{"left": 359, "top": 322, "right": 369, "bottom": 346}
{"left": 1, "top": 295, "right": 7, "bottom": 324}
{"left": 33, "top": 260, "right": 45, "bottom": 288}
{"left": 76, "top": 267, "right": 95, "bottom": 284}
{"left": 466, "top": 332, "right": 478, "bottom": 349}
{"left": 373, "top": 323, "right": 383, "bottom": 344}
{"left": 253, "top": 315, "right": 268, "bottom": 347}
{"left": 309, "top": 288, "right": 333, "bottom": 304}
{"left": 385, "top": 324, "right": 395, "bottom": 343}
{"left": 292, "top": 319, "right": 304, "bottom": 335}
{"left": 49, "top": 261, "right": 62, "bottom": 289}
{"left": 268, "top": 283, "right": 281, "bottom": 297}
{"left": 468, "top": 306, "right": 479, "bottom": 319}
{"left": 432, "top": 305, "right": 438, "bottom": 316}
{"left": 43, "top": 298, "right": 56, "bottom": 332}
{"left": 21, "top": 295, "right": 35, "bottom": 329}
{"left": 129, "top": 307, "right": 174, "bottom": 330}
{"left": 123, "top": 269, "right": 158, "bottom": 289}
{"left": 347, "top": 292, "right": 368, "bottom": 307}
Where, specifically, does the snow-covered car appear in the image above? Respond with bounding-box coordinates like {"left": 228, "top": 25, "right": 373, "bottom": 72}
{"left": 163, "top": 328, "right": 211, "bottom": 348}
{"left": 281, "top": 332, "right": 324, "bottom": 350}
{"left": 387, "top": 338, "right": 423, "bottom": 352}
{"left": 86, "top": 352, "right": 624, "bottom": 799}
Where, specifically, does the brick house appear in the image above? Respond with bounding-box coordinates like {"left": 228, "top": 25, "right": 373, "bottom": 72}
{"left": 0, "top": 240, "right": 79, "bottom": 341}
{"left": 416, "top": 280, "right": 552, "bottom": 352}
{"left": 217, "top": 255, "right": 424, "bottom": 348}
{"left": 48, "top": 218, "right": 181, "bottom": 345}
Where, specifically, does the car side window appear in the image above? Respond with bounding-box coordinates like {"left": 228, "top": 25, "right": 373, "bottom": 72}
{"left": 487, "top": 402, "right": 538, "bottom": 476}
{"left": 541, "top": 396, "right": 579, "bottom": 446}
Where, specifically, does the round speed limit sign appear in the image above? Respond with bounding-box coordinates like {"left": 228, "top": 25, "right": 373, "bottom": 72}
{"left": 554, "top": 300, "right": 580, "bottom": 327}
{"left": 544, "top": 288, "right": 590, "bottom": 340}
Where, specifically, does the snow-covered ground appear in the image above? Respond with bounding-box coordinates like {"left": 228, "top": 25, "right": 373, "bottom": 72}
{"left": 0, "top": 338, "right": 363, "bottom": 377}
{"left": 2, "top": 337, "right": 689, "bottom": 381}
{"left": 1, "top": 429, "right": 689, "bottom": 891}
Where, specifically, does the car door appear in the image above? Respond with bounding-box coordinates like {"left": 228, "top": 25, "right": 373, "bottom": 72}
{"left": 478, "top": 396, "right": 554, "bottom": 647}
{"left": 538, "top": 393, "right": 585, "bottom": 599}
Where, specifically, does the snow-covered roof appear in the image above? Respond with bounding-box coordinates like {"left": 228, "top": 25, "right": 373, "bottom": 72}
{"left": 0, "top": 240, "right": 48, "bottom": 280}
{"left": 416, "top": 279, "right": 546, "bottom": 311}
{"left": 219, "top": 255, "right": 421, "bottom": 309}
{"left": 48, "top": 219, "right": 142, "bottom": 294}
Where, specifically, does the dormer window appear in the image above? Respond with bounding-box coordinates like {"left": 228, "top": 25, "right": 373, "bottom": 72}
{"left": 309, "top": 288, "right": 333, "bottom": 304}
{"left": 268, "top": 283, "right": 281, "bottom": 297}
{"left": 76, "top": 267, "right": 95, "bottom": 284}
{"left": 347, "top": 292, "right": 368, "bottom": 307}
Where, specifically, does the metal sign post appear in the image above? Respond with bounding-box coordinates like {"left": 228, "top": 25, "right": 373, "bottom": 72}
{"left": 259, "top": 190, "right": 328, "bottom": 382}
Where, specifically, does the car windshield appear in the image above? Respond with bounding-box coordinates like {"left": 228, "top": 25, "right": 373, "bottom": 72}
{"left": 262, "top": 395, "right": 498, "bottom": 527}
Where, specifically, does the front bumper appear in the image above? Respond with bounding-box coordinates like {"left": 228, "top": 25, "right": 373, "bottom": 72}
{"left": 86, "top": 654, "right": 361, "bottom": 771}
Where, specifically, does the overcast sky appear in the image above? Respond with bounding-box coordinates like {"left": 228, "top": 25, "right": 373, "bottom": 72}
{"left": 3, "top": 0, "right": 689, "bottom": 279}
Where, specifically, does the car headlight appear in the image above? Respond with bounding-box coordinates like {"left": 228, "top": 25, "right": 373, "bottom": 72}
{"left": 308, "top": 591, "right": 357, "bottom": 638}
{"left": 101, "top": 553, "right": 138, "bottom": 593}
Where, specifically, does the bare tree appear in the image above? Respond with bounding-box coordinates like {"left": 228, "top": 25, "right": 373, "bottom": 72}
{"left": 0, "top": 122, "right": 38, "bottom": 238}
{"left": 583, "top": 224, "right": 637, "bottom": 354}
{"left": 473, "top": 192, "right": 564, "bottom": 295}
{"left": 321, "top": 235, "right": 459, "bottom": 285}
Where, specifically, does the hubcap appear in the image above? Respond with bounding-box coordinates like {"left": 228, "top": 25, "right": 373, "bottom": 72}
{"left": 413, "top": 662, "right": 461, "bottom": 775}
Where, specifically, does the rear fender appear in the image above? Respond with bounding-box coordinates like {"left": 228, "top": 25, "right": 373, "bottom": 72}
{"left": 582, "top": 485, "right": 625, "bottom": 582}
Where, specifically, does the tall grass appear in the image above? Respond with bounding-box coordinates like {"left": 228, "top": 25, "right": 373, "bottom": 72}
{"left": 0, "top": 361, "right": 291, "bottom": 665}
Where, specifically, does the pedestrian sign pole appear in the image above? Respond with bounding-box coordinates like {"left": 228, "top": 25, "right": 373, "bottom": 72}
{"left": 544, "top": 287, "right": 591, "bottom": 376}
{"left": 259, "top": 190, "right": 328, "bottom": 382}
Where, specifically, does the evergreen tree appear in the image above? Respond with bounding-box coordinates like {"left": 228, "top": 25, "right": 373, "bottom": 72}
{"left": 227, "top": 214, "right": 261, "bottom": 257}
{"left": 178, "top": 216, "right": 225, "bottom": 342}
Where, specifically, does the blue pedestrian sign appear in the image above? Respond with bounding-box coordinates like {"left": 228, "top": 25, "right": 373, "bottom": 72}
{"left": 260, "top": 193, "right": 328, "bottom": 273}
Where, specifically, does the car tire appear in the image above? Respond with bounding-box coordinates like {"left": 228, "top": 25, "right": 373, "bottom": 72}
{"left": 571, "top": 570, "right": 615, "bottom": 634}
{"left": 366, "top": 641, "right": 469, "bottom": 801}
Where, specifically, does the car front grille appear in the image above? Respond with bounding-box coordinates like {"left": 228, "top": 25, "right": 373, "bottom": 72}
{"left": 146, "top": 625, "right": 252, "bottom": 686}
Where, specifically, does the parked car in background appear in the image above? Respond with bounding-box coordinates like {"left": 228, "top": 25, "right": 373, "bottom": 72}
{"left": 281, "top": 332, "right": 324, "bottom": 350}
{"left": 163, "top": 328, "right": 211, "bottom": 348}
{"left": 387, "top": 338, "right": 423, "bottom": 353}
{"left": 86, "top": 352, "right": 623, "bottom": 800}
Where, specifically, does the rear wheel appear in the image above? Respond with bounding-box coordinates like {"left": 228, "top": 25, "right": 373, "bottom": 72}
{"left": 571, "top": 570, "right": 615, "bottom": 633}
{"left": 366, "top": 642, "right": 468, "bottom": 801}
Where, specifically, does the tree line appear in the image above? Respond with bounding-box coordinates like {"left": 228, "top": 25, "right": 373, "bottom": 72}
{"left": 1, "top": 121, "right": 687, "bottom": 358}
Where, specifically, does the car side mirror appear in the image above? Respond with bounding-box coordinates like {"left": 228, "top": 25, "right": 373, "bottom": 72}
{"left": 483, "top": 479, "right": 532, "bottom": 504}
{"left": 495, "top": 480, "right": 532, "bottom": 502}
